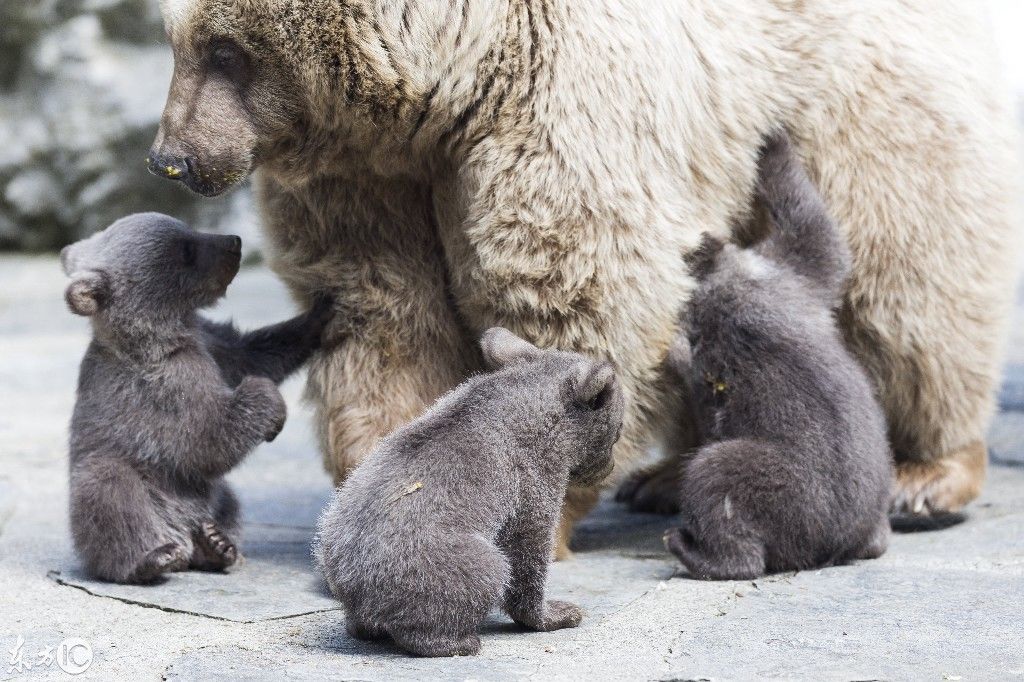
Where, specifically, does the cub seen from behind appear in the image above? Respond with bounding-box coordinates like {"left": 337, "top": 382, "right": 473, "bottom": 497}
{"left": 64, "top": 213, "right": 333, "bottom": 583}
{"left": 314, "top": 328, "right": 625, "bottom": 657}
{"left": 664, "top": 132, "right": 894, "bottom": 579}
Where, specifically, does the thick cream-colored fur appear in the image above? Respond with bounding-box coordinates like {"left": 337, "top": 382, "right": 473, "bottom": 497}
{"left": 227, "top": 0, "right": 1020, "bottom": 540}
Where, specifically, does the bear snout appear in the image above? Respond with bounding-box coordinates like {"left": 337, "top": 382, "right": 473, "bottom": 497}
{"left": 146, "top": 150, "right": 192, "bottom": 183}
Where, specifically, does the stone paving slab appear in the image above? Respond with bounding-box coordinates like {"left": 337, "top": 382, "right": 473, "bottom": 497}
{"left": 1, "top": 256, "right": 1022, "bottom": 681}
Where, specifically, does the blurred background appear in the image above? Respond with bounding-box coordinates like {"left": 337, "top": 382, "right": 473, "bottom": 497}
{"left": 0, "top": 0, "right": 258, "bottom": 253}
{"left": 0, "top": 0, "right": 1021, "bottom": 254}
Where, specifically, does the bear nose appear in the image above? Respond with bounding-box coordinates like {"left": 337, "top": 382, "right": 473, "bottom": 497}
{"left": 145, "top": 151, "right": 191, "bottom": 182}
{"left": 227, "top": 236, "right": 242, "bottom": 254}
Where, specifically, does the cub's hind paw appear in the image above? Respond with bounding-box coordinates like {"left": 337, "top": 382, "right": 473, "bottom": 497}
{"left": 346, "top": 617, "right": 386, "bottom": 641}
{"left": 193, "top": 521, "right": 238, "bottom": 570}
{"left": 395, "top": 632, "right": 482, "bottom": 658}
{"left": 131, "top": 543, "right": 189, "bottom": 584}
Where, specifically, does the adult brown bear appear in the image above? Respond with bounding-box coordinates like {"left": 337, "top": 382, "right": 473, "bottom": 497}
{"left": 149, "top": 0, "right": 1021, "bottom": 557}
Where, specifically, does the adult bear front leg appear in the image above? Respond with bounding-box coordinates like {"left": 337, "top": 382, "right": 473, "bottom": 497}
{"left": 257, "top": 174, "right": 473, "bottom": 484}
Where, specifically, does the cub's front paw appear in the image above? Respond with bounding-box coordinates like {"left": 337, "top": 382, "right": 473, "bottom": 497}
{"left": 305, "top": 292, "right": 336, "bottom": 343}
{"left": 240, "top": 376, "right": 287, "bottom": 441}
{"left": 510, "top": 599, "right": 583, "bottom": 632}
{"left": 264, "top": 402, "right": 287, "bottom": 442}
{"left": 538, "top": 600, "right": 584, "bottom": 631}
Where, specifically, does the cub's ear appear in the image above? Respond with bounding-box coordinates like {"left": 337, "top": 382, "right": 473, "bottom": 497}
{"left": 665, "top": 333, "right": 692, "bottom": 377}
{"left": 64, "top": 270, "right": 111, "bottom": 317}
{"left": 683, "top": 233, "right": 724, "bottom": 281}
{"left": 573, "top": 360, "right": 617, "bottom": 410}
{"left": 59, "top": 244, "right": 79, "bottom": 275}
{"left": 480, "top": 327, "right": 543, "bottom": 368}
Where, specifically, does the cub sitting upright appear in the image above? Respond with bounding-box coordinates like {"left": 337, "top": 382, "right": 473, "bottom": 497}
{"left": 663, "top": 132, "right": 894, "bottom": 580}
{"left": 314, "top": 328, "right": 625, "bottom": 657}
{"left": 63, "top": 213, "right": 333, "bottom": 584}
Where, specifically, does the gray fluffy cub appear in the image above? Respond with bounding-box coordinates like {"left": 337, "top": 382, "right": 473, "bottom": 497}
{"left": 314, "top": 328, "right": 624, "bottom": 657}
{"left": 64, "top": 213, "right": 332, "bottom": 584}
{"left": 663, "top": 132, "right": 894, "bottom": 579}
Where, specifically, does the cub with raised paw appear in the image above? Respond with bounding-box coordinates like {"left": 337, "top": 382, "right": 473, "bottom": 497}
{"left": 314, "top": 328, "right": 624, "bottom": 657}
{"left": 63, "top": 213, "right": 334, "bottom": 584}
{"left": 663, "top": 132, "right": 894, "bottom": 580}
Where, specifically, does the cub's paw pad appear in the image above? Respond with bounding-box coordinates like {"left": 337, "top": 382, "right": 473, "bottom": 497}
{"left": 540, "top": 600, "right": 584, "bottom": 631}
{"left": 133, "top": 543, "right": 189, "bottom": 583}
{"left": 199, "top": 521, "right": 238, "bottom": 567}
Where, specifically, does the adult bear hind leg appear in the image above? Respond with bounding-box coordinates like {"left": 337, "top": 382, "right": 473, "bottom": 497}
{"left": 842, "top": 298, "right": 998, "bottom": 516}
{"left": 792, "top": 52, "right": 1019, "bottom": 517}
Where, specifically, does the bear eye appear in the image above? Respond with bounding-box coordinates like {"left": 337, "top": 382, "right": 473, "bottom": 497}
{"left": 181, "top": 240, "right": 197, "bottom": 267}
{"left": 208, "top": 39, "right": 249, "bottom": 82}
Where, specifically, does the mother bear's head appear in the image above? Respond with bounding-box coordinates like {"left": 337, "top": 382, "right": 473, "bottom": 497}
{"left": 149, "top": 0, "right": 513, "bottom": 195}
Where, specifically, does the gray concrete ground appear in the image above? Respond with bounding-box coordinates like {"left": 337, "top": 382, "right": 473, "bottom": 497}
{"left": 1, "top": 257, "right": 1022, "bottom": 681}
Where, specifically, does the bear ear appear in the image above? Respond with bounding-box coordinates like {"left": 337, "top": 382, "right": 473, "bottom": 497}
{"left": 64, "top": 270, "right": 111, "bottom": 317}
{"left": 573, "top": 360, "right": 617, "bottom": 410}
{"left": 480, "top": 327, "right": 543, "bottom": 368}
{"left": 60, "top": 244, "right": 79, "bottom": 275}
{"left": 683, "top": 233, "right": 725, "bottom": 280}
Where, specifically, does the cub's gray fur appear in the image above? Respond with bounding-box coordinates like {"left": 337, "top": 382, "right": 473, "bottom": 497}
{"left": 663, "top": 132, "right": 894, "bottom": 580}
{"left": 64, "top": 213, "right": 333, "bottom": 584}
{"left": 314, "top": 329, "right": 624, "bottom": 657}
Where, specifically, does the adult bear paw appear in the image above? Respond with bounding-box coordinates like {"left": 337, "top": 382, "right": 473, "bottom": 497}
{"left": 614, "top": 460, "right": 681, "bottom": 515}
{"left": 891, "top": 440, "right": 987, "bottom": 516}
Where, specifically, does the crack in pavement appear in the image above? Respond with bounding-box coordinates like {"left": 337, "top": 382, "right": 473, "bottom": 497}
{"left": 47, "top": 570, "right": 342, "bottom": 624}
{"left": 594, "top": 569, "right": 679, "bottom": 627}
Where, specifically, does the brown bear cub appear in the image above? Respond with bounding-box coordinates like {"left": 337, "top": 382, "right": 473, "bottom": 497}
{"left": 663, "top": 132, "right": 894, "bottom": 580}
{"left": 314, "top": 328, "right": 625, "bottom": 657}
{"left": 64, "top": 213, "right": 333, "bottom": 584}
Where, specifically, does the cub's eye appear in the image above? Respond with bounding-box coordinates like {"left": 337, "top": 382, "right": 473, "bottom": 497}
{"left": 207, "top": 40, "right": 249, "bottom": 81}
{"left": 181, "top": 240, "right": 197, "bottom": 267}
